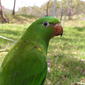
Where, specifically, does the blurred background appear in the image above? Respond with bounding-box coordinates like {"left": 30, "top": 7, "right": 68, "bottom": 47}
{"left": 0, "top": 0, "right": 85, "bottom": 85}
{"left": 0, "top": 0, "right": 85, "bottom": 23}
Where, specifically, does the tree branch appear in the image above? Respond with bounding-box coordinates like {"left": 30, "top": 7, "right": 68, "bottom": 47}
{"left": 0, "top": 35, "right": 15, "bottom": 42}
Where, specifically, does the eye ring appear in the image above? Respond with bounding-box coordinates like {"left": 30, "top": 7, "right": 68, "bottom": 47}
{"left": 43, "top": 22, "right": 49, "bottom": 27}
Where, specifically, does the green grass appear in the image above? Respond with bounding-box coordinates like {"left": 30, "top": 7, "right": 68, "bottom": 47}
{"left": 0, "top": 24, "right": 29, "bottom": 39}
{"left": 0, "top": 24, "right": 29, "bottom": 63}
{"left": 48, "top": 26, "right": 85, "bottom": 59}
{"left": 45, "top": 56, "right": 85, "bottom": 85}
{"left": 0, "top": 20, "right": 85, "bottom": 85}
{"left": 20, "top": 14, "right": 37, "bottom": 18}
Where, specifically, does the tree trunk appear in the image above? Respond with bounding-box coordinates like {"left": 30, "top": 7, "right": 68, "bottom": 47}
{"left": 12, "top": 0, "right": 16, "bottom": 15}
{"left": 67, "top": 0, "right": 73, "bottom": 20}
{"left": 60, "top": 1, "right": 63, "bottom": 21}
{"left": 60, "top": 8, "right": 63, "bottom": 21}
{"left": 0, "top": 0, "right": 8, "bottom": 23}
{"left": 46, "top": 1, "right": 50, "bottom": 16}
{"left": 68, "top": 8, "right": 72, "bottom": 20}
{"left": 52, "top": 0, "right": 57, "bottom": 17}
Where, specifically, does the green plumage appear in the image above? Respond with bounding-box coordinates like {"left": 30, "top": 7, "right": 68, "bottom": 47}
{"left": 0, "top": 16, "right": 60, "bottom": 85}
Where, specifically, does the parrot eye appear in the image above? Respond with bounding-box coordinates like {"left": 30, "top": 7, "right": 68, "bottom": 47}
{"left": 43, "top": 22, "right": 49, "bottom": 27}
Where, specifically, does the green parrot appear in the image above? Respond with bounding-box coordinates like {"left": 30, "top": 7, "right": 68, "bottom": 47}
{"left": 0, "top": 16, "right": 63, "bottom": 85}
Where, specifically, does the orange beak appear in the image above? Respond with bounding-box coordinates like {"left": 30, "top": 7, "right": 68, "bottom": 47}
{"left": 53, "top": 23, "right": 63, "bottom": 36}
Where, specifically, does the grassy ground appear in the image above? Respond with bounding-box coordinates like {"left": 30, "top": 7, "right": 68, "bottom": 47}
{"left": 0, "top": 19, "right": 85, "bottom": 85}
{"left": 46, "top": 20, "right": 85, "bottom": 85}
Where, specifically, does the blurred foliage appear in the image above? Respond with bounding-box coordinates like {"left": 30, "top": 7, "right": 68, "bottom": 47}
{"left": 0, "top": 0, "right": 85, "bottom": 22}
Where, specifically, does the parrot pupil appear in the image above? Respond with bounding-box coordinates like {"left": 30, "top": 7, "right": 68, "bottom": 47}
{"left": 43, "top": 22, "right": 49, "bottom": 27}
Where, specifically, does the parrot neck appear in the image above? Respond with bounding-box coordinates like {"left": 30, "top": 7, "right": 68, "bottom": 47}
{"left": 21, "top": 31, "right": 50, "bottom": 55}
{"left": 31, "top": 37, "right": 49, "bottom": 55}
{"left": 34, "top": 38, "right": 49, "bottom": 54}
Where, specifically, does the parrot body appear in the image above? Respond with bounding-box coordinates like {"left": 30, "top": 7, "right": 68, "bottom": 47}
{"left": 0, "top": 16, "right": 63, "bottom": 85}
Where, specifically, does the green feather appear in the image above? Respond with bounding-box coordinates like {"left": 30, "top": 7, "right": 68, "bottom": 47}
{"left": 0, "top": 16, "right": 60, "bottom": 85}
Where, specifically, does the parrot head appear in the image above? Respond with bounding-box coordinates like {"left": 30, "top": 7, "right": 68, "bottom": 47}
{"left": 28, "top": 16, "right": 63, "bottom": 41}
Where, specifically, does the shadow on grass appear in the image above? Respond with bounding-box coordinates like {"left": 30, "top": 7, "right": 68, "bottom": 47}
{"left": 46, "top": 56, "right": 85, "bottom": 85}
{"left": 0, "top": 29, "right": 21, "bottom": 36}
{"left": 74, "top": 26, "right": 85, "bottom": 32}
